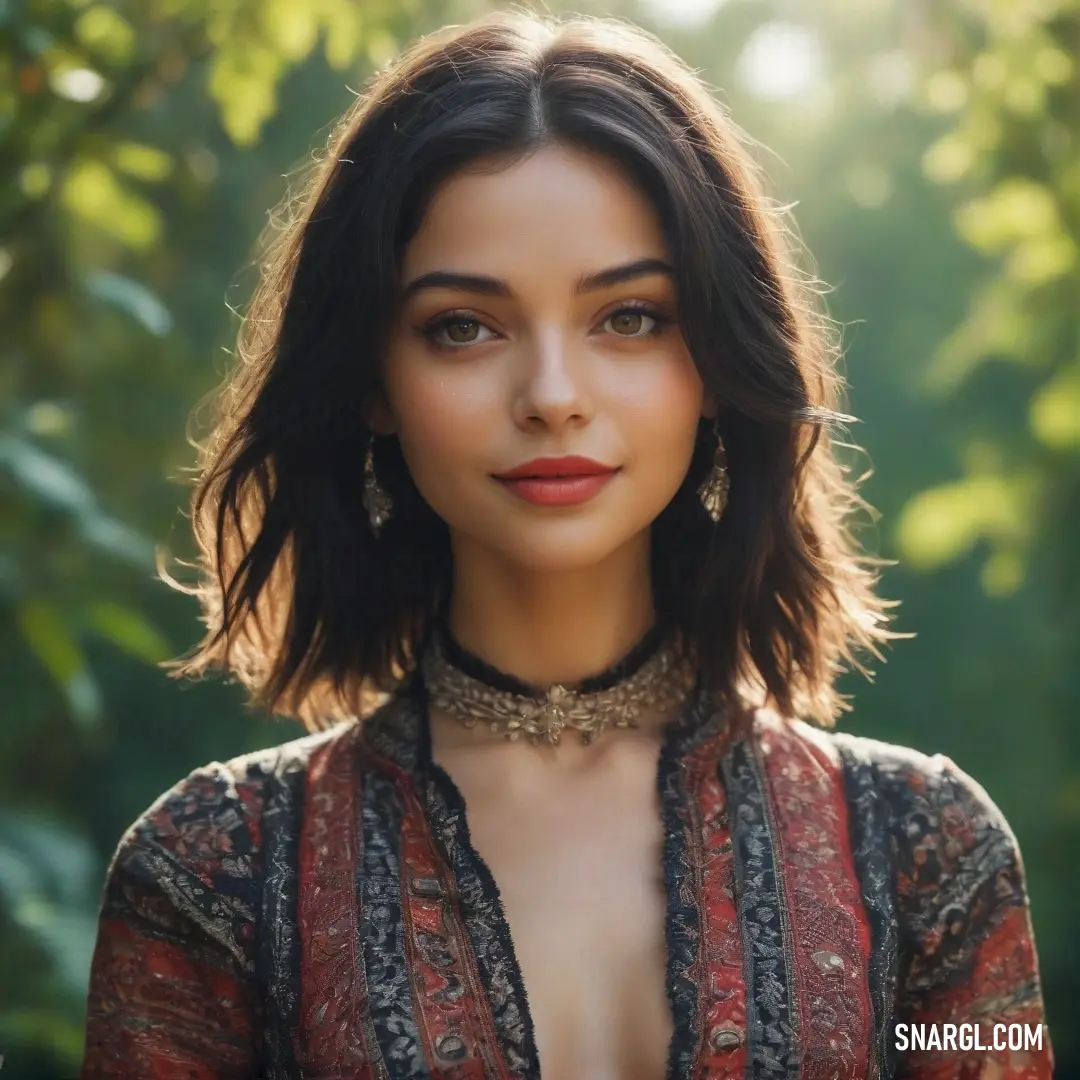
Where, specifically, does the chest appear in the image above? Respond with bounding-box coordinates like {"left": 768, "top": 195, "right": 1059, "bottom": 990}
{"left": 454, "top": 755, "right": 674, "bottom": 1080}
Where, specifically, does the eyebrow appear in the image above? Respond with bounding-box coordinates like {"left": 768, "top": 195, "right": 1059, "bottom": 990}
{"left": 399, "top": 257, "right": 676, "bottom": 303}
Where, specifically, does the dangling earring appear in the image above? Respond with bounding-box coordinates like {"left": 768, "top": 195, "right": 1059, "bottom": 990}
{"left": 697, "top": 420, "right": 730, "bottom": 523}
{"left": 363, "top": 434, "right": 394, "bottom": 535}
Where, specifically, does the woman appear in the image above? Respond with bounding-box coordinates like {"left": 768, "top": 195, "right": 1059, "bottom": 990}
{"left": 79, "top": 11, "right": 1054, "bottom": 1080}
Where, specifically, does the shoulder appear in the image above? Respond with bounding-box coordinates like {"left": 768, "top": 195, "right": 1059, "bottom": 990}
{"left": 744, "top": 706, "right": 960, "bottom": 801}
{"left": 780, "top": 717, "right": 1028, "bottom": 917}
{"left": 749, "top": 709, "right": 1024, "bottom": 876}
{"left": 817, "top": 722, "right": 1019, "bottom": 849}
{"left": 774, "top": 710, "right": 943, "bottom": 779}
{"left": 105, "top": 722, "right": 360, "bottom": 905}
{"left": 121, "top": 723, "right": 354, "bottom": 854}
{"left": 96, "top": 722, "right": 360, "bottom": 973}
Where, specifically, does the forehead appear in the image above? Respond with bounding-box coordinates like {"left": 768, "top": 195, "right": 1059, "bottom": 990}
{"left": 399, "top": 144, "right": 670, "bottom": 280}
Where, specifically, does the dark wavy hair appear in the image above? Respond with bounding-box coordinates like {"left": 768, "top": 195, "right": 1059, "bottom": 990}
{"left": 159, "top": 9, "right": 906, "bottom": 732}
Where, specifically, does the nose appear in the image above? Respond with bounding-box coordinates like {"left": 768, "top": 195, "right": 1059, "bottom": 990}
{"left": 511, "top": 325, "right": 593, "bottom": 430}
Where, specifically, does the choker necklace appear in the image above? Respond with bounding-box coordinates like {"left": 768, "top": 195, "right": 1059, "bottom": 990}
{"left": 418, "top": 620, "right": 698, "bottom": 747}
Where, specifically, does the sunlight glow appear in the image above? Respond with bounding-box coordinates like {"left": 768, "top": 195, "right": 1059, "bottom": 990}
{"left": 734, "top": 22, "right": 824, "bottom": 101}
{"left": 51, "top": 67, "right": 106, "bottom": 103}
{"left": 639, "top": 0, "right": 731, "bottom": 30}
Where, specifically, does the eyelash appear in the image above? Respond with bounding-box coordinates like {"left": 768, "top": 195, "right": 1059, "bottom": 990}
{"left": 418, "top": 301, "right": 672, "bottom": 350}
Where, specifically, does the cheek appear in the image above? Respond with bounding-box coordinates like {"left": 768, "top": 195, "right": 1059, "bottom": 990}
{"left": 620, "top": 355, "right": 706, "bottom": 452}
{"left": 387, "top": 361, "right": 498, "bottom": 473}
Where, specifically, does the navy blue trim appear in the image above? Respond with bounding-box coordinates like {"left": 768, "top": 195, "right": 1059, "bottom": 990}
{"left": 412, "top": 678, "right": 541, "bottom": 1078}
{"left": 834, "top": 734, "right": 902, "bottom": 1080}
{"left": 360, "top": 765, "right": 434, "bottom": 1079}
{"left": 657, "top": 682, "right": 724, "bottom": 1080}
{"left": 720, "top": 738, "right": 801, "bottom": 1079}
{"left": 255, "top": 752, "right": 306, "bottom": 1080}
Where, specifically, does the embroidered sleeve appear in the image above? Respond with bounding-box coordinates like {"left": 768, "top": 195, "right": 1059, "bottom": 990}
{"left": 891, "top": 753, "right": 1054, "bottom": 1080}
{"left": 79, "top": 762, "right": 263, "bottom": 1079}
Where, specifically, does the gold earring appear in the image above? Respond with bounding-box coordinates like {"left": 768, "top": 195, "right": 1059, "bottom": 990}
{"left": 697, "top": 422, "right": 729, "bottom": 523}
{"left": 363, "top": 435, "right": 394, "bottom": 535}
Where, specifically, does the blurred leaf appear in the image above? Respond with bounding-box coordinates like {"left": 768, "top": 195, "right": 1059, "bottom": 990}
{"left": 0, "top": 814, "right": 99, "bottom": 997}
{"left": 111, "top": 141, "right": 175, "bottom": 182}
{"left": 14, "top": 599, "right": 103, "bottom": 730}
{"left": 324, "top": 0, "right": 365, "bottom": 69}
{"left": 953, "top": 178, "right": 1063, "bottom": 255}
{"left": 208, "top": 39, "right": 283, "bottom": 147}
{"left": 84, "top": 269, "right": 174, "bottom": 335}
{"left": 1034, "top": 44, "right": 1074, "bottom": 85}
{"left": 74, "top": 5, "right": 137, "bottom": 65}
{"left": 366, "top": 28, "right": 398, "bottom": 68}
{"left": 0, "top": 815, "right": 96, "bottom": 910}
{"left": 894, "top": 470, "right": 1041, "bottom": 572}
{"left": 82, "top": 600, "right": 172, "bottom": 663}
{"left": 1003, "top": 234, "right": 1077, "bottom": 285}
{"left": 0, "top": 435, "right": 156, "bottom": 567}
{"left": 19, "top": 161, "right": 53, "bottom": 198}
{"left": 923, "top": 131, "right": 977, "bottom": 184}
{"left": 262, "top": 0, "right": 320, "bottom": 63}
{"left": 1030, "top": 365, "right": 1080, "bottom": 450}
{"left": 925, "top": 279, "right": 1035, "bottom": 394}
{"left": 0, "top": 434, "right": 95, "bottom": 513}
{"left": 23, "top": 401, "right": 76, "bottom": 438}
{"left": 924, "top": 69, "right": 968, "bottom": 114}
{"left": 980, "top": 548, "right": 1026, "bottom": 597}
{"left": 60, "top": 159, "right": 162, "bottom": 251}
{"left": 1003, "top": 74, "right": 1046, "bottom": 116}
{"left": 79, "top": 511, "right": 155, "bottom": 567}
{"left": 0, "top": 1008, "right": 86, "bottom": 1069}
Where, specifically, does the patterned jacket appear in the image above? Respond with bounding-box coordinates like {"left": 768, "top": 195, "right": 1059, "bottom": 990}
{"left": 80, "top": 675, "right": 1054, "bottom": 1079}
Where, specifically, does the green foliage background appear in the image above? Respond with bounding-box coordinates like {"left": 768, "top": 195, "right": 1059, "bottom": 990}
{"left": 1, "top": 0, "right": 1077, "bottom": 1075}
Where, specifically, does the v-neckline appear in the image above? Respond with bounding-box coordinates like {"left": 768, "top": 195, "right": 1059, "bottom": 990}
{"left": 410, "top": 672, "right": 726, "bottom": 1080}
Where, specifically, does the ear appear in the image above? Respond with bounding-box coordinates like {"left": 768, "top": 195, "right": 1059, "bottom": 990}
{"left": 362, "top": 387, "right": 397, "bottom": 437}
{"left": 701, "top": 387, "right": 719, "bottom": 422}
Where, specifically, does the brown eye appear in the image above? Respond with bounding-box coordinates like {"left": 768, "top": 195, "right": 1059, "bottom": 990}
{"left": 609, "top": 312, "right": 644, "bottom": 335}
{"left": 422, "top": 313, "right": 495, "bottom": 348}
{"left": 602, "top": 308, "right": 664, "bottom": 338}
{"left": 445, "top": 318, "right": 480, "bottom": 343}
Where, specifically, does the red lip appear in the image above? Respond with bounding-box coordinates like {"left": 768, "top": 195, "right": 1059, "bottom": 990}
{"left": 493, "top": 456, "right": 617, "bottom": 479}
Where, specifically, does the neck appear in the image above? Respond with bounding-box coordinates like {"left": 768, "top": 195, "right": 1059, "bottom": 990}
{"left": 444, "top": 532, "right": 657, "bottom": 688}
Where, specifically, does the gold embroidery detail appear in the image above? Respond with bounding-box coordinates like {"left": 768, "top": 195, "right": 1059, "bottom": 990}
{"left": 420, "top": 628, "right": 697, "bottom": 747}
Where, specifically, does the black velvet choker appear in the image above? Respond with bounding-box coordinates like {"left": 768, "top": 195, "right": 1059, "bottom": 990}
{"left": 433, "top": 617, "right": 672, "bottom": 696}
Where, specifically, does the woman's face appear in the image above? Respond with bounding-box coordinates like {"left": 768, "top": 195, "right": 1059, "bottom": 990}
{"left": 372, "top": 142, "right": 715, "bottom": 573}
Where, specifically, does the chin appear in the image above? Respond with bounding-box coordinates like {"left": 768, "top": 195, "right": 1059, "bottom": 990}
{"left": 488, "top": 517, "right": 655, "bottom": 573}
{"left": 436, "top": 483, "right": 669, "bottom": 571}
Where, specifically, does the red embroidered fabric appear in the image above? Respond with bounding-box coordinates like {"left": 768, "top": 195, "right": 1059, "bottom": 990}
{"left": 78, "top": 695, "right": 1055, "bottom": 1080}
